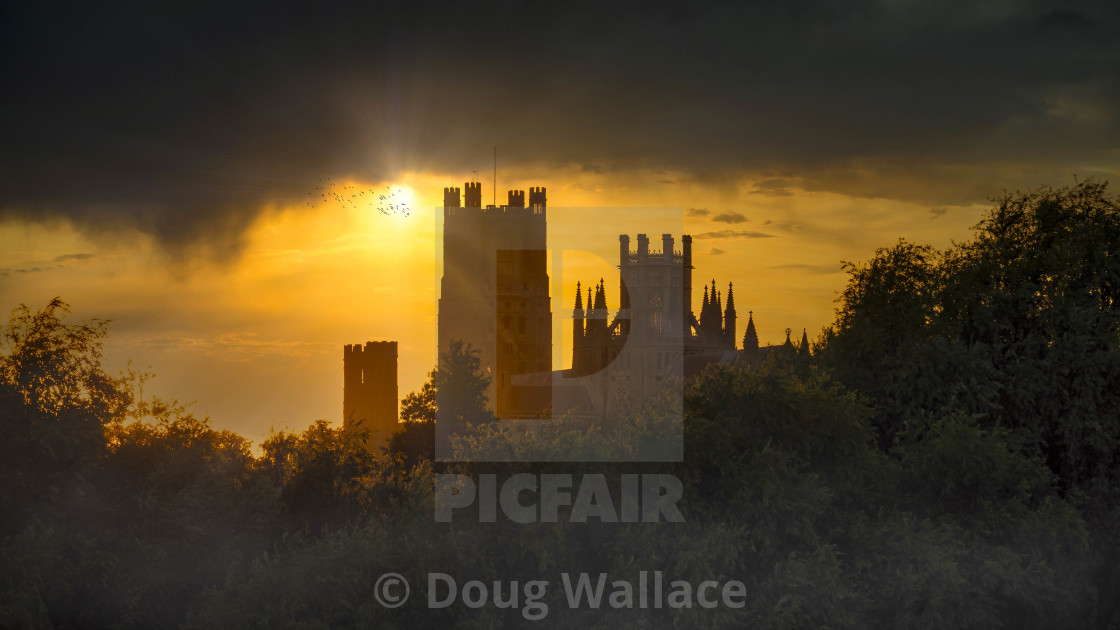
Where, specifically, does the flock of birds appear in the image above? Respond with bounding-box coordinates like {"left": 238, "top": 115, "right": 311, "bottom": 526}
{"left": 305, "top": 177, "right": 411, "bottom": 217}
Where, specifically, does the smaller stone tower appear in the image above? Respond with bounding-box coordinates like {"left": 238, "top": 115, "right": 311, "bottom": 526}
{"left": 343, "top": 341, "right": 398, "bottom": 454}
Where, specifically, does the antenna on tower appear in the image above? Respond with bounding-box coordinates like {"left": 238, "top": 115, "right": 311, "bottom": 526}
{"left": 493, "top": 146, "right": 497, "bottom": 206}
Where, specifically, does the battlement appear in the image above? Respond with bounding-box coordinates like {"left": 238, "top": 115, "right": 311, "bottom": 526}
{"left": 445, "top": 204, "right": 546, "bottom": 219}
{"left": 528, "top": 187, "right": 546, "bottom": 208}
{"left": 443, "top": 187, "right": 461, "bottom": 208}
{"left": 464, "top": 181, "right": 482, "bottom": 208}
{"left": 507, "top": 189, "right": 525, "bottom": 208}
{"left": 619, "top": 233, "right": 691, "bottom": 264}
{"left": 344, "top": 340, "right": 398, "bottom": 360}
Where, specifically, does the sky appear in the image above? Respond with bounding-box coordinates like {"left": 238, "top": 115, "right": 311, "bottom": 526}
{"left": 2, "top": 0, "right": 1118, "bottom": 444}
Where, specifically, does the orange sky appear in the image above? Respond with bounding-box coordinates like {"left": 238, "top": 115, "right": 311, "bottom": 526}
{"left": 0, "top": 166, "right": 992, "bottom": 445}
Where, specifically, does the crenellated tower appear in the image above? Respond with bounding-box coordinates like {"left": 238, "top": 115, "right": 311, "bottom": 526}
{"left": 439, "top": 181, "right": 551, "bottom": 419}
{"left": 343, "top": 341, "right": 398, "bottom": 454}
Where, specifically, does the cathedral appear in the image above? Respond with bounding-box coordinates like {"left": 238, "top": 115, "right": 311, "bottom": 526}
{"left": 347, "top": 180, "right": 810, "bottom": 439}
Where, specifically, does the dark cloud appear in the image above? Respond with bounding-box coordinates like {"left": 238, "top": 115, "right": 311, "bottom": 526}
{"left": 686, "top": 208, "right": 710, "bottom": 217}
{"left": 929, "top": 207, "right": 949, "bottom": 219}
{"left": 2, "top": 0, "right": 1118, "bottom": 257}
{"left": 751, "top": 178, "right": 798, "bottom": 197}
{"left": 767, "top": 222, "right": 803, "bottom": 233}
{"left": 770, "top": 263, "right": 845, "bottom": 274}
{"left": 53, "top": 253, "right": 96, "bottom": 262}
{"left": 694, "top": 229, "right": 775, "bottom": 240}
{"left": 711, "top": 211, "right": 748, "bottom": 224}
{"left": 709, "top": 247, "right": 726, "bottom": 255}
{"left": 1037, "top": 8, "right": 1098, "bottom": 31}
{"left": 0, "top": 252, "right": 98, "bottom": 277}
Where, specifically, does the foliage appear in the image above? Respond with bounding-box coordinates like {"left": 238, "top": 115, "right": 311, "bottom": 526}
{"left": 259, "top": 419, "right": 380, "bottom": 531}
{"left": 388, "top": 371, "right": 436, "bottom": 469}
{"left": 433, "top": 340, "right": 493, "bottom": 450}
{"left": 449, "top": 380, "right": 682, "bottom": 462}
{"left": 820, "top": 181, "right": 1120, "bottom": 484}
{"left": 389, "top": 340, "right": 493, "bottom": 464}
{"left": 818, "top": 180, "right": 1120, "bottom": 627}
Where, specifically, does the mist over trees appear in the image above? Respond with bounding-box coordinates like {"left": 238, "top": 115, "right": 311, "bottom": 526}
{"left": 2, "top": 182, "right": 1120, "bottom": 628}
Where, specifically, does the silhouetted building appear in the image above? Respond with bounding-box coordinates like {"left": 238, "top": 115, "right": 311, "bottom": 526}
{"left": 742, "top": 310, "right": 760, "bottom": 353}
{"left": 343, "top": 341, "right": 398, "bottom": 453}
{"left": 432, "top": 181, "right": 809, "bottom": 425}
{"left": 565, "top": 232, "right": 812, "bottom": 415}
{"left": 571, "top": 233, "right": 739, "bottom": 378}
{"left": 439, "top": 182, "right": 552, "bottom": 419}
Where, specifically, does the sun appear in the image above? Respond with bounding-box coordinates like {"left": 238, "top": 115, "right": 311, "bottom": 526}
{"left": 377, "top": 185, "right": 415, "bottom": 218}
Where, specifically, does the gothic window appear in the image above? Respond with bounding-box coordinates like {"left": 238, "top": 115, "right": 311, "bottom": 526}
{"left": 649, "top": 294, "right": 663, "bottom": 334}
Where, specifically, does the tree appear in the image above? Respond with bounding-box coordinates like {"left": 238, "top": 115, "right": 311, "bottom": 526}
{"left": 819, "top": 181, "right": 1120, "bottom": 483}
{"left": 0, "top": 298, "right": 129, "bottom": 534}
{"left": 387, "top": 376, "right": 435, "bottom": 469}
{"left": 817, "top": 238, "right": 944, "bottom": 446}
{"left": 816, "top": 182, "right": 1120, "bottom": 627}
{"left": 432, "top": 340, "right": 492, "bottom": 456}
{"left": 259, "top": 419, "right": 378, "bottom": 531}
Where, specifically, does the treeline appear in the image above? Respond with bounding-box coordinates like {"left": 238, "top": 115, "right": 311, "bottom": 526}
{"left": 2, "top": 181, "right": 1119, "bottom": 628}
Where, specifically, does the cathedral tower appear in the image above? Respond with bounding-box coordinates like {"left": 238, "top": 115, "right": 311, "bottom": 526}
{"left": 438, "top": 181, "right": 552, "bottom": 419}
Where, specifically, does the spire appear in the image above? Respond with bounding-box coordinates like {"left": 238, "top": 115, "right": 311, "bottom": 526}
{"left": 573, "top": 281, "right": 586, "bottom": 354}
{"left": 799, "top": 328, "right": 811, "bottom": 358}
{"left": 782, "top": 327, "right": 794, "bottom": 353}
{"left": 742, "top": 310, "right": 759, "bottom": 353}
{"left": 702, "top": 284, "right": 709, "bottom": 312}
{"left": 723, "top": 282, "right": 737, "bottom": 348}
{"left": 594, "top": 278, "right": 607, "bottom": 310}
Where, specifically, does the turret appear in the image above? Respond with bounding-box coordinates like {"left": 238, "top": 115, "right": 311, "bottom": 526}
{"left": 528, "top": 186, "right": 546, "bottom": 209}
{"left": 507, "top": 189, "right": 525, "bottom": 208}
{"left": 464, "top": 181, "right": 482, "bottom": 208}
{"left": 443, "top": 186, "right": 461, "bottom": 208}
